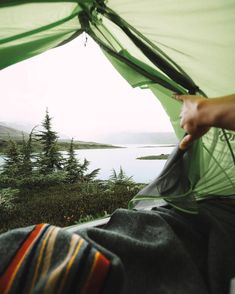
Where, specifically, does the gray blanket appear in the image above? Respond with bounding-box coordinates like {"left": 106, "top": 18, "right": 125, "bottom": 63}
{"left": 78, "top": 199, "right": 235, "bottom": 294}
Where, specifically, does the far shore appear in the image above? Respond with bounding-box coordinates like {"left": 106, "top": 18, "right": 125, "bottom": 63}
{"left": 0, "top": 139, "right": 122, "bottom": 154}
{"left": 136, "top": 154, "right": 169, "bottom": 160}
{"left": 138, "top": 144, "right": 176, "bottom": 148}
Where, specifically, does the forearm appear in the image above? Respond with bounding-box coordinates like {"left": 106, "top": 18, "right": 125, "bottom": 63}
{"left": 198, "top": 94, "right": 235, "bottom": 131}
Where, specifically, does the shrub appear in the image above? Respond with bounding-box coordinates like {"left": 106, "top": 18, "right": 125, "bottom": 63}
{"left": 17, "top": 172, "right": 67, "bottom": 188}
{"left": 0, "top": 188, "right": 19, "bottom": 226}
{"left": 0, "top": 172, "right": 67, "bottom": 189}
{"left": 0, "top": 182, "right": 142, "bottom": 233}
{"left": 0, "top": 175, "right": 20, "bottom": 188}
{"left": 0, "top": 188, "right": 19, "bottom": 208}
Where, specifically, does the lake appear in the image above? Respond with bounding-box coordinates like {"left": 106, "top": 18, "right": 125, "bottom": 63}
{"left": 70, "top": 144, "right": 174, "bottom": 183}
{"left": 0, "top": 144, "right": 175, "bottom": 183}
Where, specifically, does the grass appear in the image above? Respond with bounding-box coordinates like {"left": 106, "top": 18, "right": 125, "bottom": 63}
{"left": 136, "top": 154, "right": 169, "bottom": 160}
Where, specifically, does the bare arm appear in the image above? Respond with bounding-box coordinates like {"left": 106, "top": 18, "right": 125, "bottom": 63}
{"left": 174, "top": 94, "right": 235, "bottom": 150}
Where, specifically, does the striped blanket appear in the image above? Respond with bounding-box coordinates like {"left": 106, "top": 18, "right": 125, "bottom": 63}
{"left": 0, "top": 224, "right": 111, "bottom": 294}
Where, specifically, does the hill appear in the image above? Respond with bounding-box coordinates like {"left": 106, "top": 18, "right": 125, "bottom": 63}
{"left": 0, "top": 125, "right": 28, "bottom": 140}
{"left": 0, "top": 124, "right": 119, "bottom": 153}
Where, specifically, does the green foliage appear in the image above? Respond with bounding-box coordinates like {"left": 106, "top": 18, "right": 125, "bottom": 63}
{"left": 20, "top": 130, "right": 35, "bottom": 176}
{"left": 36, "top": 109, "right": 62, "bottom": 174}
{"left": 0, "top": 113, "right": 144, "bottom": 234}
{"left": 64, "top": 138, "right": 81, "bottom": 183}
{"left": 0, "top": 174, "right": 20, "bottom": 188}
{"left": 0, "top": 188, "right": 19, "bottom": 217}
{"left": 0, "top": 128, "right": 100, "bottom": 189}
{"left": 0, "top": 182, "right": 142, "bottom": 233}
{"left": 2, "top": 139, "right": 21, "bottom": 178}
{"left": 79, "top": 158, "right": 100, "bottom": 182}
{"left": 83, "top": 167, "right": 100, "bottom": 181}
{"left": 0, "top": 187, "right": 19, "bottom": 201}
{"left": 106, "top": 167, "right": 140, "bottom": 195}
{"left": 64, "top": 139, "right": 100, "bottom": 183}
{"left": 0, "top": 129, "right": 36, "bottom": 186}
{"left": 17, "top": 172, "right": 67, "bottom": 188}
{"left": 109, "top": 166, "right": 134, "bottom": 185}
{"left": 0, "top": 172, "right": 67, "bottom": 189}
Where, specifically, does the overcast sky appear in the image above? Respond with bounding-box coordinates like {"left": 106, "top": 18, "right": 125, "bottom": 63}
{"left": 0, "top": 34, "right": 173, "bottom": 142}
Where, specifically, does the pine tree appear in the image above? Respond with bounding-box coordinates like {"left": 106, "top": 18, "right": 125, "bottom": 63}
{"left": 64, "top": 139, "right": 100, "bottom": 183}
{"left": 2, "top": 139, "right": 21, "bottom": 178}
{"left": 36, "top": 109, "right": 62, "bottom": 174}
{"left": 79, "top": 158, "right": 100, "bottom": 182}
{"left": 20, "top": 131, "right": 34, "bottom": 176}
{"left": 64, "top": 138, "right": 80, "bottom": 183}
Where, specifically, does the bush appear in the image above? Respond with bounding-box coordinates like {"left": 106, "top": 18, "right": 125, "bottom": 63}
{"left": 0, "top": 188, "right": 19, "bottom": 226}
{"left": 0, "top": 181, "right": 143, "bottom": 233}
{"left": 0, "top": 188, "right": 19, "bottom": 208}
{"left": 0, "top": 172, "right": 67, "bottom": 189}
{"left": 18, "top": 172, "right": 67, "bottom": 188}
{"left": 0, "top": 175, "right": 20, "bottom": 188}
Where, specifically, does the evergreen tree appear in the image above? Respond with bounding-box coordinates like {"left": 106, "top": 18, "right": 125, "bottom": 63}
{"left": 2, "top": 139, "right": 21, "bottom": 178}
{"left": 36, "top": 109, "right": 62, "bottom": 174}
{"left": 79, "top": 158, "right": 100, "bottom": 182}
{"left": 64, "top": 138, "right": 81, "bottom": 183}
{"left": 64, "top": 139, "right": 100, "bottom": 183}
{"left": 20, "top": 131, "right": 34, "bottom": 176}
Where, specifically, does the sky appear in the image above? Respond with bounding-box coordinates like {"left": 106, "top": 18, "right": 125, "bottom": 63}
{"left": 0, "top": 34, "right": 173, "bottom": 142}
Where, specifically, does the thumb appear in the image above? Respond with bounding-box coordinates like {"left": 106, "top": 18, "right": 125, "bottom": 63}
{"left": 179, "top": 134, "right": 194, "bottom": 150}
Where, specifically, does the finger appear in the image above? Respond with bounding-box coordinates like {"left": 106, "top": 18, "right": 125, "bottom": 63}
{"left": 172, "top": 93, "right": 182, "bottom": 101}
{"left": 172, "top": 93, "right": 187, "bottom": 102}
{"left": 179, "top": 134, "right": 194, "bottom": 150}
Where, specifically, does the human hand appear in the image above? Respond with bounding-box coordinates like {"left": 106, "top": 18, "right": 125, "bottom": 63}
{"left": 174, "top": 94, "right": 210, "bottom": 150}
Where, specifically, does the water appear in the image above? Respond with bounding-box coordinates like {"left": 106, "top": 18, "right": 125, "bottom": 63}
{"left": 0, "top": 156, "right": 4, "bottom": 167}
{"left": 72, "top": 144, "right": 174, "bottom": 183}
{"left": 0, "top": 144, "right": 175, "bottom": 183}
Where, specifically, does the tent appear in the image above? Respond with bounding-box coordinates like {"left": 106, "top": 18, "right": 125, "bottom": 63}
{"left": 1, "top": 2, "right": 235, "bottom": 294}
{"left": 1, "top": 0, "right": 235, "bottom": 213}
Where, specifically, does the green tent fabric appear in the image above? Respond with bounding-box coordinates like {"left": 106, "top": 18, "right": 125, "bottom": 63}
{"left": 0, "top": 0, "right": 235, "bottom": 213}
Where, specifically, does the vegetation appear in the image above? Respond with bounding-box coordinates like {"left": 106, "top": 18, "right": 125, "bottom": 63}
{"left": 36, "top": 110, "right": 63, "bottom": 174}
{"left": 137, "top": 154, "right": 169, "bottom": 160}
{"left": 0, "top": 111, "right": 144, "bottom": 233}
{"left": 109, "top": 166, "right": 133, "bottom": 183}
{"left": 2, "top": 139, "right": 21, "bottom": 178}
{"left": 0, "top": 180, "right": 144, "bottom": 233}
{"left": 64, "top": 138, "right": 100, "bottom": 183}
{"left": 20, "top": 131, "right": 34, "bottom": 176}
{"left": 0, "top": 111, "right": 103, "bottom": 187}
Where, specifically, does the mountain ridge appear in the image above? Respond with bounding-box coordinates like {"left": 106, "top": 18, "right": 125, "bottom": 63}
{"left": 0, "top": 124, "right": 119, "bottom": 153}
{"left": 0, "top": 125, "right": 28, "bottom": 140}
{"left": 98, "top": 131, "right": 178, "bottom": 144}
